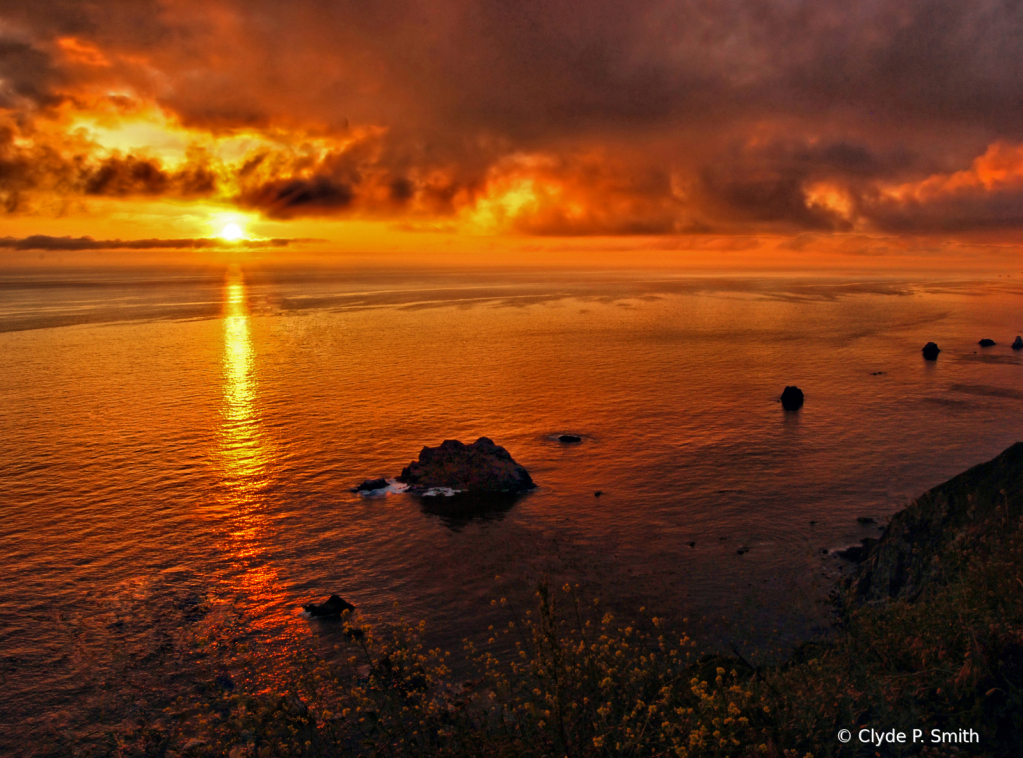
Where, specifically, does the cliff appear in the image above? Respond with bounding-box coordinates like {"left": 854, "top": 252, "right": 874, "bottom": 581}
{"left": 849, "top": 441, "right": 1023, "bottom": 603}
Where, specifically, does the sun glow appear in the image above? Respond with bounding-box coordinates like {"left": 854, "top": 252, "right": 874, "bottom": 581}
{"left": 220, "top": 223, "right": 245, "bottom": 241}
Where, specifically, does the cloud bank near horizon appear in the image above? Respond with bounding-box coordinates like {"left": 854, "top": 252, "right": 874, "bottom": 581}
{"left": 2, "top": 0, "right": 1023, "bottom": 241}
{"left": 0, "top": 234, "right": 316, "bottom": 251}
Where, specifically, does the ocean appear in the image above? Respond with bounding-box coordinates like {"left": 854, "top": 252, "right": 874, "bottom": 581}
{"left": 1, "top": 264, "right": 1021, "bottom": 754}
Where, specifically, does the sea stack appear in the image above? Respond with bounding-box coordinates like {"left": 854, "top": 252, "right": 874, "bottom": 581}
{"left": 978, "top": 338, "right": 996, "bottom": 347}
{"left": 780, "top": 385, "right": 804, "bottom": 410}
{"left": 397, "top": 437, "right": 535, "bottom": 493}
{"left": 922, "top": 342, "right": 941, "bottom": 360}
{"left": 1012, "top": 336, "right": 1022, "bottom": 350}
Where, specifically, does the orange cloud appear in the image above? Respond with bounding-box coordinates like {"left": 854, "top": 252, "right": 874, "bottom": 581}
{"left": 888, "top": 142, "right": 1023, "bottom": 201}
{"left": 56, "top": 37, "right": 111, "bottom": 68}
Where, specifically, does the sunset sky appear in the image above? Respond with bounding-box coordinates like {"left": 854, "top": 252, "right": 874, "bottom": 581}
{"left": 2, "top": 1, "right": 1023, "bottom": 268}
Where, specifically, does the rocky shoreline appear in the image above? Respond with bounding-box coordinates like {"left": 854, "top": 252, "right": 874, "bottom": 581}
{"left": 847, "top": 441, "right": 1023, "bottom": 604}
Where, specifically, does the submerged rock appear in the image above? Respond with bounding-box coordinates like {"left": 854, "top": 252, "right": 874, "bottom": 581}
{"left": 303, "top": 594, "right": 355, "bottom": 617}
{"left": 922, "top": 342, "right": 941, "bottom": 360}
{"left": 352, "top": 477, "right": 389, "bottom": 493}
{"left": 1013, "top": 336, "right": 1022, "bottom": 350}
{"left": 780, "top": 386, "right": 804, "bottom": 411}
{"left": 979, "top": 338, "right": 996, "bottom": 347}
{"left": 398, "top": 437, "right": 535, "bottom": 494}
{"left": 558, "top": 434, "right": 582, "bottom": 443}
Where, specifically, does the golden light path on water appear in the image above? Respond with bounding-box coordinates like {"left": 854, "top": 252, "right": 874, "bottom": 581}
{"left": 216, "top": 268, "right": 281, "bottom": 629}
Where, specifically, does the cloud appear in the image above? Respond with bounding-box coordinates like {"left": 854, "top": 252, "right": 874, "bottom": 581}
{"left": 860, "top": 142, "right": 1023, "bottom": 232}
{"left": 3, "top": 1, "right": 1023, "bottom": 238}
{"left": 0, "top": 234, "right": 315, "bottom": 250}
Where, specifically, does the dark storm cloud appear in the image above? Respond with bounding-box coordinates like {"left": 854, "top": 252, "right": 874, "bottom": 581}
{"left": 83, "top": 154, "right": 217, "bottom": 197}
{"left": 0, "top": 123, "right": 219, "bottom": 209}
{"left": 3, "top": 0, "right": 1023, "bottom": 234}
{"left": 237, "top": 176, "right": 354, "bottom": 217}
{"left": 0, "top": 234, "right": 310, "bottom": 250}
{"left": 0, "top": 38, "right": 64, "bottom": 107}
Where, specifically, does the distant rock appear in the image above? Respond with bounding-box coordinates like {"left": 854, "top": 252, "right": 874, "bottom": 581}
{"left": 922, "top": 342, "right": 941, "bottom": 361}
{"left": 303, "top": 595, "right": 355, "bottom": 617}
{"left": 780, "top": 386, "right": 804, "bottom": 410}
{"left": 594, "top": 490, "right": 604, "bottom": 497}
{"left": 352, "top": 477, "right": 389, "bottom": 493}
{"left": 558, "top": 434, "right": 582, "bottom": 443}
{"left": 397, "top": 437, "right": 535, "bottom": 494}
{"left": 736, "top": 546, "right": 750, "bottom": 555}
{"left": 979, "top": 338, "right": 996, "bottom": 347}
{"left": 1013, "top": 336, "right": 1023, "bottom": 350}
{"left": 856, "top": 516, "right": 876, "bottom": 525}
{"left": 687, "top": 541, "right": 696, "bottom": 548}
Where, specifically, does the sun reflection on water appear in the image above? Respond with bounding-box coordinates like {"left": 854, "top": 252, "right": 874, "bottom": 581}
{"left": 216, "top": 269, "right": 282, "bottom": 631}
{"left": 221, "top": 275, "right": 272, "bottom": 489}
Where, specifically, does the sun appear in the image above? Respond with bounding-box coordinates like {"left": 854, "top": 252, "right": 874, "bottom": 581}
{"left": 220, "top": 223, "right": 245, "bottom": 242}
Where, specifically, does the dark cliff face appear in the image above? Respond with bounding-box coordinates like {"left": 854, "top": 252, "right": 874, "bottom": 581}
{"left": 397, "top": 437, "right": 535, "bottom": 493}
{"left": 850, "top": 442, "right": 1023, "bottom": 603}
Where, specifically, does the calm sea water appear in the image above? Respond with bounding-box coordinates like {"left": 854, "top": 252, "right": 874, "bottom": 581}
{"left": 2, "top": 265, "right": 1022, "bottom": 754}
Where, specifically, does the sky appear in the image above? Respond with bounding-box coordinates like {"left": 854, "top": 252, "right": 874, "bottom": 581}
{"left": 2, "top": 0, "right": 1023, "bottom": 269}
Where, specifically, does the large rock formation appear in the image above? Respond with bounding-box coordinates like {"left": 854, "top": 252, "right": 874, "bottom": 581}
{"left": 1012, "top": 336, "right": 1022, "bottom": 350}
{"left": 922, "top": 342, "right": 941, "bottom": 360}
{"left": 849, "top": 442, "right": 1023, "bottom": 603}
{"left": 397, "top": 437, "right": 535, "bottom": 493}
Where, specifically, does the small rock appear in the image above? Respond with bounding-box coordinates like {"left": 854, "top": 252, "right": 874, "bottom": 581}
{"left": 836, "top": 538, "right": 878, "bottom": 563}
{"left": 687, "top": 541, "right": 696, "bottom": 548}
{"left": 1013, "top": 336, "right": 1022, "bottom": 350}
{"left": 856, "top": 517, "right": 876, "bottom": 525}
{"left": 809, "top": 520, "right": 817, "bottom": 525}
{"left": 352, "top": 478, "right": 389, "bottom": 493}
{"left": 594, "top": 490, "right": 604, "bottom": 497}
{"left": 922, "top": 342, "right": 941, "bottom": 360}
{"left": 780, "top": 385, "right": 804, "bottom": 410}
{"left": 979, "top": 338, "right": 996, "bottom": 347}
{"left": 821, "top": 548, "right": 829, "bottom": 554}
{"left": 736, "top": 546, "right": 750, "bottom": 555}
{"left": 303, "top": 595, "right": 355, "bottom": 617}
{"left": 558, "top": 434, "right": 582, "bottom": 443}
{"left": 871, "top": 371, "right": 887, "bottom": 376}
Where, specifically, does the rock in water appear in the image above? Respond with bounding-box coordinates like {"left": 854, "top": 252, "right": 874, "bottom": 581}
{"left": 558, "top": 434, "right": 582, "bottom": 443}
{"left": 398, "top": 437, "right": 535, "bottom": 493}
{"left": 352, "top": 477, "right": 389, "bottom": 493}
{"left": 1013, "top": 336, "right": 1023, "bottom": 350}
{"left": 780, "top": 385, "right": 804, "bottom": 410}
{"left": 922, "top": 342, "right": 941, "bottom": 360}
{"left": 978, "top": 338, "right": 996, "bottom": 347}
{"left": 304, "top": 595, "right": 355, "bottom": 617}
